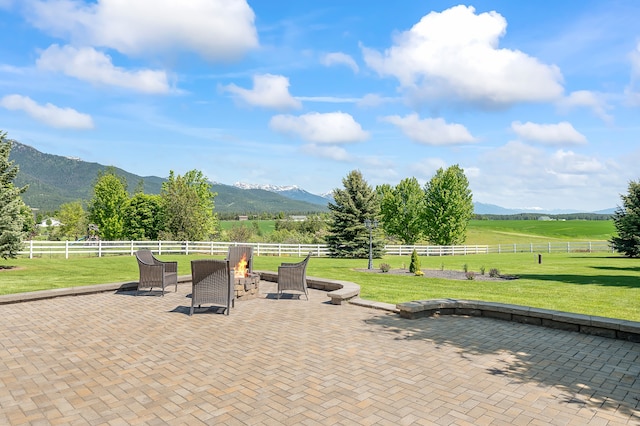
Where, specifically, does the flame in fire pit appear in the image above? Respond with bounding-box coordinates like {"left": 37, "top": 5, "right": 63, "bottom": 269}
{"left": 234, "top": 253, "right": 249, "bottom": 279}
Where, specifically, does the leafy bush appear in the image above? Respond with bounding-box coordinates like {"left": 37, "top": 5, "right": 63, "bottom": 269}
{"left": 463, "top": 263, "right": 468, "bottom": 272}
{"left": 466, "top": 271, "right": 475, "bottom": 280}
{"left": 489, "top": 268, "right": 500, "bottom": 278}
{"left": 379, "top": 263, "right": 390, "bottom": 273}
{"left": 409, "top": 249, "right": 421, "bottom": 273}
{"left": 415, "top": 270, "right": 424, "bottom": 276}
{"left": 480, "top": 265, "right": 486, "bottom": 275}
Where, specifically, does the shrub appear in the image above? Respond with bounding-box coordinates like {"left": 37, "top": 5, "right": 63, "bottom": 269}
{"left": 463, "top": 263, "right": 468, "bottom": 273}
{"left": 440, "top": 262, "right": 444, "bottom": 271}
{"left": 480, "top": 266, "right": 486, "bottom": 275}
{"left": 379, "top": 263, "right": 391, "bottom": 273}
{"left": 466, "top": 271, "right": 475, "bottom": 280}
{"left": 415, "top": 270, "right": 424, "bottom": 276}
{"left": 409, "top": 249, "right": 421, "bottom": 274}
{"left": 489, "top": 268, "right": 500, "bottom": 278}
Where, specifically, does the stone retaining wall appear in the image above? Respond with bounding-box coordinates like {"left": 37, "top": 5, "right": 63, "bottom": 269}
{"left": 397, "top": 299, "right": 640, "bottom": 343}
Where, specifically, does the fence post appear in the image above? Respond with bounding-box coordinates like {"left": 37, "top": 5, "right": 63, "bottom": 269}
{"left": 548, "top": 242, "right": 551, "bottom": 253}
{"left": 30, "top": 240, "right": 33, "bottom": 259}
{"left": 65, "top": 240, "right": 69, "bottom": 259}
{"left": 530, "top": 243, "right": 533, "bottom": 253}
{"left": 513, "top": 244, "right": 516, "bottom": 253}
{"left": 567, "top": 242, "right": 570, "bottom": 253}
{"left": 98, "top": 240, "right": 102, "bottom": 258}
{"left": 589, "top": 242, "right": 592, "bottom": 253}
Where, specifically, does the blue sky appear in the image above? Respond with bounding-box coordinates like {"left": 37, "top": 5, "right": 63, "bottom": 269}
{"left": 1, "top": 0, "right": 639, "bottom": 212}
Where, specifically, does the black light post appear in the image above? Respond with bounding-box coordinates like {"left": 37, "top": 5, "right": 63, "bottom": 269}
{"left": 364, "top": 219, "right": 378, "bottom": 270}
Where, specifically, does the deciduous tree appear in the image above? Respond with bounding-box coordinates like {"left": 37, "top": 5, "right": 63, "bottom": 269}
{"left": 0, "top": 131, "right": 28, "bottom": 259}
{"left": 378, "top": 177, "right": 425, "bottom": 244}
{"left": 88, "top": 169, "right": 128, "bottom": 240}
{"left": 610, "top": 180, "right": 640, "bottom": 257}
{"left": 56, "top": 201, "right": 87, "bottom": 240}
{"left": 160, "top": 170, "right": 218, "bottom": 241}
{"left": 422, "top": 165, "right": 473, "bottom": 245}
{"left": 123, "top": 193, "right": 163, "bottom": 240}
{"left": 326, "top": 170, "right": 383, "bottom": 258}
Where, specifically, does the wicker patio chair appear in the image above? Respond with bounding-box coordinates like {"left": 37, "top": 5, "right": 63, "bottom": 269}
{"left": 277, "top": 252, "right": 311, "bottom": 300}
{"left": 226, "top": 245, "right": 253, "bottom": 274}
{"left": 135, "top": 249, "right": 178, "bottom": 296}
{"left": 190, "top": 259, "right": 234, "bottom": 316}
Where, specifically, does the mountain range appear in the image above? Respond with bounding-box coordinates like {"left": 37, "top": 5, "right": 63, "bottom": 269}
{"left": 8, "top": 140, "right": 614, "bottom": 216}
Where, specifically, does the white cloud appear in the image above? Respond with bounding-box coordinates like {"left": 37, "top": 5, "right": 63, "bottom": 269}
{"left": 27, "top": 0, "right": 258, "bottom": 61}
{"left": 269, "top": 112, "right": 369, "bottom": 143}
{"left": 408, "top": 157, "right": 448, "bottom": 181}
{"left": 36, "top": 44, "right": 171, "bottom": 93}
{"left": 321, "top": 52, "right": 359, "bottom": 73}
{"left": 356, "top": 93, "right": 398, "bottom": 108}
{"left": 511, "top": 121, "right": 587, "bottom": 145}
{"left": 382, "top": 114, "right": 476, "bottom": 145}
{"left": 222, "top": 74, "right": 301, "bottom": 110}
{"left": 557, "top": 90, "right": 612, "bottom": 123}
{"left": 470, "top": 141, "right": 613, "bottom": 210}
{"left": 0, "top": 94, "right": 94, "bottom": 129}
{"left": 551, "top": 149, "right": 605, "bottom": 173}
{"left": 362, "top": 5, "right": 563, "bottom": 108}
{"left": 301, "top": 144, "right": 351, "bottom": 161}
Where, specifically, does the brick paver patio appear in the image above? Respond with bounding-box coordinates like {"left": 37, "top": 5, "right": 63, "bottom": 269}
{"left": 0, "top": 281, "right": 638, "bottom": 425}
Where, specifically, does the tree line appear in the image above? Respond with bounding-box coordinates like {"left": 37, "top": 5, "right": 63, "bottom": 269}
{"left": 2, "top": 129, "right": 640, "bottom": 259}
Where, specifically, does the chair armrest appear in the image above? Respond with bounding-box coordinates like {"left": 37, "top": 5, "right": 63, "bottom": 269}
{"left": 161, "top": 261, "right": 178, "bottom": 273}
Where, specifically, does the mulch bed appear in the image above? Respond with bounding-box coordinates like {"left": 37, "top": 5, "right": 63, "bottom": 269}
{"left": 356, "top": 268, "right": 518, "bottom": 281}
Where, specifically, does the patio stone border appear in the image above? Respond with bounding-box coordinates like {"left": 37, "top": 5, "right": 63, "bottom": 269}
{"left": 397, "top": 299, "right": 640, "bottom": 343}
{"left": 0, "top": 276, "right": 192, "bottom": 305}
{"left": 255, "top": 271, "right": 361, "bottom": 305}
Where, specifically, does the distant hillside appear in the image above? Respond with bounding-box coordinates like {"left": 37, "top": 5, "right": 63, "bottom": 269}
{"left": 10, "top": 141, "right": 164, "bottom": 212}
{"left": 9, "top": 140, "right": 327, "bottom": 215}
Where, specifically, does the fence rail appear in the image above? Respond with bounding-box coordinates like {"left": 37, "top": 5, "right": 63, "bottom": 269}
{"left": 19, "top": 240, "right": 614, "bottom": 259}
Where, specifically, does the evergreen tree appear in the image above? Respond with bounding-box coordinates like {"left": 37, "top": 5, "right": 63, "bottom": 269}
{"left": 423, "top": 165, "right": 474, "bottom": 245}
{"left": 88, "top": 169, "right": 128, "bottom": 240}
{"left": 326, "top": 170, "right": 383, "bottom": 258}
{"left": 409, "top": 249, "right": 421, "bottom": 273}
{"left": 610, "top": 180, "right": 640, "bottom": 257}
{"left": 0, "top": 131, "right": 28, "bottom": 259}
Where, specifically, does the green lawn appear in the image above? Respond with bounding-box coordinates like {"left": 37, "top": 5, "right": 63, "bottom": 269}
{"left": 465, "top": 220, "right": 614, "bottom": 244}
{"left": 1, "top": 252, "right": 638, "bottom": 321}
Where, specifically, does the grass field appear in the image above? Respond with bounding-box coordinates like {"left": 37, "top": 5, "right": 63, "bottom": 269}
{"left": 465, "top": 220, "right": 615, "bottom": 244}
{"left": 219, "top": 219, "right": 615, "bottom": 245}
{"left": 1, "top": 251, "right": 638, "bottom": 321}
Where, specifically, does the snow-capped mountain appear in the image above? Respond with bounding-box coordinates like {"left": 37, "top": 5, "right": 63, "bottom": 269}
{"left": 233, "top": 182, "right": 329, "bottom": 207}
{"left": 233, "top": 182, "right": 299, "bottom": 192}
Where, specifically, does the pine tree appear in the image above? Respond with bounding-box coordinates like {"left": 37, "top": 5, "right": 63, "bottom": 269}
{"left": 326, "top": 170, "right": 383, "bottom": 258}
{"left": 610, "top": 180, "right": 640, "bottom": 257}
{"left": 409, "top": 249, "right": 421, "bottom": 273}
{"left": 0, "top": 131, "right": 28, "bottom": 259}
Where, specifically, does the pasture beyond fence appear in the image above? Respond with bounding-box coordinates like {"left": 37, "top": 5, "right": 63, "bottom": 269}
{"left": 20, "top": 240, "right": 614, "bottom": 259}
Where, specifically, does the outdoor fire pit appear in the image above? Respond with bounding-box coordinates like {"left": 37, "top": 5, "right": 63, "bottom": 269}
{"left": 234, "top": 272, "right": 260, "bottom": 301}
{"left": 232, "top": 251, "right": 260, "bottom": 301}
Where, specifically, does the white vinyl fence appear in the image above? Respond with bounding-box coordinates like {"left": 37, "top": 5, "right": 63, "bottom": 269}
{"left": 20, "top": 240, "right": 613, "bottom": 259}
